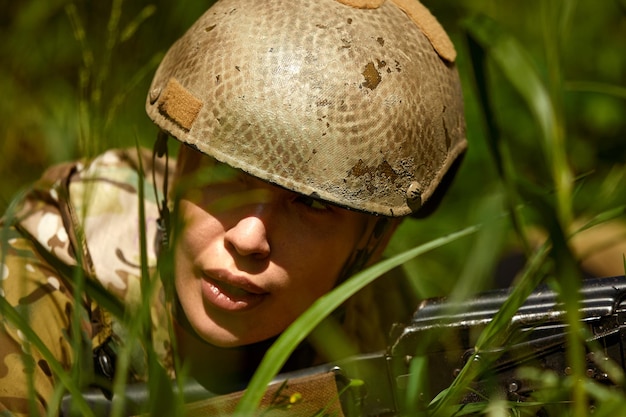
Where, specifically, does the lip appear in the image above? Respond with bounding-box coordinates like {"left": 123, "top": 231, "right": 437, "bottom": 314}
{"left": 201, "top": 270, "right": 268, "bottom": 312}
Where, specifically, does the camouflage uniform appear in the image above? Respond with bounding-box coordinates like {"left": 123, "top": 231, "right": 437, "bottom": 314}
{"left": 0, "top": 148, "right": 174, "bottom": 416}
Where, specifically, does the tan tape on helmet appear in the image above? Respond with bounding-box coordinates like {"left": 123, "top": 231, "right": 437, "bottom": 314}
{"left": 390, "top": 0, "right": 456, "bottom": 62}
{"left": 334, "top": 0, "right": 456, "bottom": 62}
{"left": 156, "top": 78, "right": 203, "bottom": 132}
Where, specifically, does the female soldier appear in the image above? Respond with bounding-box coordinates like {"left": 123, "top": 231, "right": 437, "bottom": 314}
{"left": 0, "top": 0, "right": 466, "bottom": 414}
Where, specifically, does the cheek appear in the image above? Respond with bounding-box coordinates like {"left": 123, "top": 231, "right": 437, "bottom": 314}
{"left": 282, "top": 224, "right": 362, "bottom": 297}
{"left": 176, "top": 200, "right": 221, "bottom": 246}
{"left": 173, "top": 201, "right": 222, "bottom": 285}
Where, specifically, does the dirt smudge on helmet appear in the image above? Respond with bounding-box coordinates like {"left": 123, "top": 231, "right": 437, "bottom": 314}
{"left": 361, "top": 62, "right": 381, "bottom": 90}
{"left": 349, "top": 159, "right": 400, "bottom": 193}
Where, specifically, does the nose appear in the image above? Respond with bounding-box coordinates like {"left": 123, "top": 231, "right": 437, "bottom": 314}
{"left": 224, "top": 206, "right": 271, "bottom": 259}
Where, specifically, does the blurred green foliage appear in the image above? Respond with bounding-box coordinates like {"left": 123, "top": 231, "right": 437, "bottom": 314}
{"left": 0, "top": 0, "right": 210, "bottom": 208}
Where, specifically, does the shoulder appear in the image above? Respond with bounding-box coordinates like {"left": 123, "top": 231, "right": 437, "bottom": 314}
{"left": 69, "top": 148, "right": 173, "bottom": 302}
{"left": 8, "top": 147, "right": 174, "bottom": 303}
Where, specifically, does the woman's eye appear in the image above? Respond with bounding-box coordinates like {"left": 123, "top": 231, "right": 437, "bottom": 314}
{"left": 295, "top": 195, "right": 331, "bottom": 211}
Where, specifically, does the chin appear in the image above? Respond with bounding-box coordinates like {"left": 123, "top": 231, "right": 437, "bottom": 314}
{"left": 194, "top": 321, "right": 273, "bottom": 349}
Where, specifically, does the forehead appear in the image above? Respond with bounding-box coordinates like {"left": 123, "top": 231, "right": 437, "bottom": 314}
{"left": 176, "top": 144, "right": 238, "bottom": 182}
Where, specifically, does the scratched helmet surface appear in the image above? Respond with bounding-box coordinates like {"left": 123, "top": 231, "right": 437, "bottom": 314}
{"left": 146, "top": 0, "right": 467, "bottom": 217}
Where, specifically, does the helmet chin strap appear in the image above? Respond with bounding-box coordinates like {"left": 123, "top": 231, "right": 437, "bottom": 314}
{"left": 153, "top": 130, "right": 171, "bottom": 258}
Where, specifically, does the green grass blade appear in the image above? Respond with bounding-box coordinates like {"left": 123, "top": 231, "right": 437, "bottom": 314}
{"left": 464, "top": 13, "right": 572, "bottom": 227}
{"left": 464, "top": 14, "right": 556, "bottom": 160}
{"left": 565, "top": 81, "right": 626, "bottom": 100}
{"left": 464, "top": 18, "right": 532, "bottom": 255}
{"left": 120, "top": 5, "right": 156, "bottom": 42}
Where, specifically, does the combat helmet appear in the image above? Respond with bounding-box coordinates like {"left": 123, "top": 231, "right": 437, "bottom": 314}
{"left": 146, "top": 0, "right": 467, "bottom": 217}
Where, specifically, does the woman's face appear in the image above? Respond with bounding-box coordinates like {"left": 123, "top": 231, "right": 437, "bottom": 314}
{"left": 173, "top": 146, "right": 370, "bottom": 347}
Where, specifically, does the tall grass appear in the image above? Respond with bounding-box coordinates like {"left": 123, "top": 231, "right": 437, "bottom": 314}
{"left": 1, "top": 0, "right": 625, "bottom": 416}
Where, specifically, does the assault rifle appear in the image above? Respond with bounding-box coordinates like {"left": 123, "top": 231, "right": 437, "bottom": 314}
{"left": 62, "top": 275, "right": 626, "bottom": 416}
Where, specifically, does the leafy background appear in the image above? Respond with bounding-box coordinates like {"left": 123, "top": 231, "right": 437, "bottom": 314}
{"left": 1, "top": 0, "right": 625, "bottom": 414}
